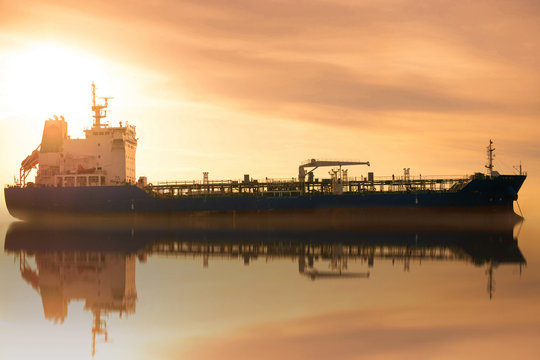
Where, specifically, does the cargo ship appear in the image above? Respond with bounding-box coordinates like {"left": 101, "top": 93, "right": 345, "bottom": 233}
{"left": 4, "top": 84, "right": 527, "bottom": 221}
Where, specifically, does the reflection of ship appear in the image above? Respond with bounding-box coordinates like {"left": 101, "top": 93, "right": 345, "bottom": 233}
{"left": 10, "top": 228, "right": 137, "bottom": 356}
{"left": 4, "top": 220, "right": 526, "bottom": 355}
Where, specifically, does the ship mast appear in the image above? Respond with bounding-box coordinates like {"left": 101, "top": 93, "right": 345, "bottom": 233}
{"left": 486, "top": 139, "right": 495, "bottom": 177}
{"left": 91, "top": 82, "right": 111, "bottom": 128}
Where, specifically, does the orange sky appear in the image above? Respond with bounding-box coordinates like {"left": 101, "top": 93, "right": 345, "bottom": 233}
{"left": 1, "top": 3, "right": 540, "bottom": 355}
{"left": 1, "top": 0, "right": 539, "bottom": 194}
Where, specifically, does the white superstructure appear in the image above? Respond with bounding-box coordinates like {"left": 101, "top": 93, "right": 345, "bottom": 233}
{"left": 27, "top": 83, "right": 137, "bottom": 187}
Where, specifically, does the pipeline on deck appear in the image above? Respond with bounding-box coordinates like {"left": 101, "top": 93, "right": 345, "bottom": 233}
{"left": 144, "top": 175, "right": 471, "bottom": 198}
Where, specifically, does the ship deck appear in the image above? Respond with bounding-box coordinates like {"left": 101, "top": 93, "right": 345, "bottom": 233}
{"left": 144, "top": 175, "right": 471, "bottom": 198}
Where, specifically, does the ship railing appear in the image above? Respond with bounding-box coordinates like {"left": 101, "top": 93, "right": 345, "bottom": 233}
{"left": 153, "top": 175, "right": 470, "bottom": 186}
{"left": 154, "top": 179, "right": 241, "bottom": 186}
{"left": 348, "top": 174, "right": 470, "bottom": 181}
{"left": 154, "top": 178, "right": 300, "bottom": 186}
{"left": 260, "top": 178, "right": 298, "bottom": 183}
{"left": 144, "top": 174, "right": 472, "bottom": 198}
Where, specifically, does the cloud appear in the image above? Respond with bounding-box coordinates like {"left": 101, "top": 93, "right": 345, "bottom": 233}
{"left": 2, "top": 0, "right": 540, "bottom": 177}
{"left": 3, "top": 0, "right": 540, "bottom": 129}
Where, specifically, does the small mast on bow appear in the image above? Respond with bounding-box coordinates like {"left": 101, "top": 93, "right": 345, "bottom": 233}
{"left": 486, "top": 139, "right": 495, "bottom": 177}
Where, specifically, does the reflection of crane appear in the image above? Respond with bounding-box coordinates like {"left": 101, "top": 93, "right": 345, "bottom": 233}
{"left": 300, "top": 267, "right": 370, "bottom": 281}
{"left": 298, "top": 159, "right": 370, "bottom": 183}
{"left": 18, "top": 253, "right": 39, "bottom": 291}
{"left": 297, "top": 245, "right": 370, "bottom": 281}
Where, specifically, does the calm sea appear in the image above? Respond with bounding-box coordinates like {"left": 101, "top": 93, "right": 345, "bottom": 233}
{"left": 1, "top": 187, "right": 539, "bottom": 359}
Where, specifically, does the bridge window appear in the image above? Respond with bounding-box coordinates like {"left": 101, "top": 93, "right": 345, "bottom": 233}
{"left": 64, "top": 176, "right": 75, "bottom": 187}
{"left": 76, "top": 176, "right": 88, "bottom": 187}
{"left": 89, "top": 176, "right": 99, "bottom": 186}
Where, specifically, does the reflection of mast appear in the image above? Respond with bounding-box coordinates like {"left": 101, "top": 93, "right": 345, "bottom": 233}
{"left": 486, "top": 261, "right": 496, "bottom": 300}
{"left": 9, "top": 248, "right": 137, "bottom": 357}
{"left": 92, "top": 309, "right": 108, "bottom": 357}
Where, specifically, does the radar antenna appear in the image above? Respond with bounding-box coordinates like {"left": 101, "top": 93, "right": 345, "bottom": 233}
{"left": 91, "top": 82, "right": 112, "bottom": 128}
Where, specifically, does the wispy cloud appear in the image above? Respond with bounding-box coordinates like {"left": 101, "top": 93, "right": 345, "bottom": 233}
{"left": 3, "top": 0, "right": 540, "bottom": 129}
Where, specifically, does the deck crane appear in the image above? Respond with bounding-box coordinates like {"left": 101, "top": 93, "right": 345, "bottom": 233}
{"left": 298, "top": 159, "right": 370, "bottom": 183}
{"left": 19, "top": 144, "right": 41, "bottom": 186}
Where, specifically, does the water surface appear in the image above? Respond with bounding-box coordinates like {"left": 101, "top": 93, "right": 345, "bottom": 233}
{"left": 0, "top": 206, "right": 539, "bottom": 360}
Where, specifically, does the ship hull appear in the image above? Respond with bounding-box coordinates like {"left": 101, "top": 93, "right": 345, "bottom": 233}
{"left": 4, "top": 175, "right": 526, "bottom": 223}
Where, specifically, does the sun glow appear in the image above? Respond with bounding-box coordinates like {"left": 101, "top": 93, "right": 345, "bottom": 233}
{"left": 0, "top": 42, "right": 130, "bottom": 136}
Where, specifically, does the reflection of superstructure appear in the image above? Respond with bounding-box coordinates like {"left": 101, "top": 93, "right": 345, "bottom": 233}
{"left": 15, "top": 248, "right": 137, "bottom": 356}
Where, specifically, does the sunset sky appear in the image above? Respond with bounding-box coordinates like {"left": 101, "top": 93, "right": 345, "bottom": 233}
{"left": 2, "top": 3, "right": 540, "bottom": 357}
{"left": 1, "top": 0, "right": 539, "bottom": 193}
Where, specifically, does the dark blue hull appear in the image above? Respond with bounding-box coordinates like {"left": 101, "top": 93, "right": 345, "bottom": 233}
{"left": 4, "top": 175, "right": 526, "bottom": 221}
